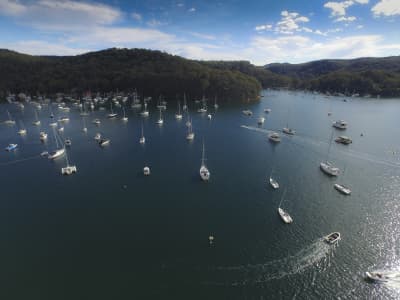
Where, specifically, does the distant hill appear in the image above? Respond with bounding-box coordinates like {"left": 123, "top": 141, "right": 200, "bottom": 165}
{"left": 265, "top": 56, "right": 400, "bottom": 96}
{"left": 0, "top": 48, "right": 261, "bottom": 102}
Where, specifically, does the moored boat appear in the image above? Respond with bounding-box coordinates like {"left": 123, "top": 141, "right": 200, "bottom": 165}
{"left": 5, "top": 143, "right": 18, "bottom": 151}
{"left": 324, "top": 232, "right": 341, "bottom": 244}
{"left": 334, "top": 183, "right": 351, "bottom": 195}
{"left": 268, "top": 132, "right": 281, "bottom": 143}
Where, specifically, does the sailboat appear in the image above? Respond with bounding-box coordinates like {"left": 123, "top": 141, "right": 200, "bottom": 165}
{"left": 139, "top": 123, "right": 145, "bottom": 144}
{"left": 107, "top": 101, "right": 117, "bottom": 118}
{"left": 278, "top": 190, "right": 293, "bottom": 224}
{"left": 156, "top": 108, "right": 163, "bottom": 125}
{"left": 32, "top": 110, "right": 41, "bottom": 126}
{"left": 214, "top": 96, "right": 219, "bottom": 109}
{"left": 182, "top": 93, "right": 188, "bottom": 111}
{"left": 82, "top": 117, "right": 88, "bottom": 132}
{"left": 320, "top": 130, "right": 340, "bottom": 176}
{"left": 61, "top": 146, "right": 77, "bottom": 175}
{"left": 4, "top": 110, "right": 16, "bottom": 125}
{"left": 80, "top": 102, "right": 89, "bottom": 116}
{"left": 186, "top": 119, "right": 194, "bottom": 140}
{"left": 140, "top": 101, "right": 149, "bottom": 117}
{"left": 283, "top": 107, "right": 296, "bottom": 135}
{"left": 200, "top": 141, "right": 210, "bottom": 181}
{"left": 17, "top": 120, "right": 27, "bottom": 135}
{"left": 197, "top": 96, "right": 207, "bottom": 113}
{"left": 122, "top": 106, "right": 128, "bottom": 122}
{"left": 48, "top": 127, "right": 65, "bottom": 160}
{"left": 175, "top": 101, "right": 183, "bottom": 120}
{"left": 334, "top": 167, "right": 351, "bottom": 195}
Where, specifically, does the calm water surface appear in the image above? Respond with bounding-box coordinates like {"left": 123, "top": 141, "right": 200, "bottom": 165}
{"left": 1, "top": 90, "right": 400, "bottom": 299}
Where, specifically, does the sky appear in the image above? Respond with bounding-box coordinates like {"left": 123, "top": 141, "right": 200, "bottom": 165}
{"left": 0, "top": 0, "right": 399, "bottom": 65}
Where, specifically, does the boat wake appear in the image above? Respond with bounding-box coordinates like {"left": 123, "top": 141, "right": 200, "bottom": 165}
{"left": 203, "top": 239, "right": 335, "bottom": 286}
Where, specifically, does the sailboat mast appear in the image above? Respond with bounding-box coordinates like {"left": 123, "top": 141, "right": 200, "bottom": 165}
{"left": 326, "top": 129, "right": 334, "bottom": 162}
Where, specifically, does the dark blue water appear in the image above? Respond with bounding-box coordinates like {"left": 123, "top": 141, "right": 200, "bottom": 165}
{"left": 1, "top": 91, "right": 400, "bottom": 299}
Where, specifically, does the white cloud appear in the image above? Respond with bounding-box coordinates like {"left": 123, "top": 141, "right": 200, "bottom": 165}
{"left": 0, "top": 40, "right": 90, "bottom": 56}
{"left": 146, "top": 19, "right": 167, "bottom": 27}
{"left": 335, "top": 15, "right": 357, "bottom": 22}
{"left": 188, "top": 32, "right": 216, "bottom": 40}
{"left": 255, "top": 24, "right": 273, "bottom": 31}
{"left": 372, "top": 0, "right": 400, "bottom": 16}
{"left": 188, "top": 7, "right": 196, "bottom": 12}
{"left": 275, "top": 10, "right": 310, "bottom": 34}
{"left": 131, "top": 12, "right": 142, "bottom": 22}
{"left": 324, "top": 1, "right": 354, "bottom": 16}
{"left": 354, "top": 0, "right": 369, "bottom": 3}
{"left": 0, "top": 0, "right": 26, "bottom": 16}
{"left": 357, "top": 24, "right": 364, "bottom": 29}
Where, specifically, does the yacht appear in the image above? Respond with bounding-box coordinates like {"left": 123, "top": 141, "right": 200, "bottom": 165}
{"left": 182, "top": 93, "right": 188, "bottom": 111}
{"left": 140, "top": 102, "right": 149, "bottom": 117}
{"left": 156, "top": 108, "right": 164, "bottom": 125}
{"left": 186, "top": 120, "right": 195, "bottom": 140}
{"left": 320, "top": 162, "right": 340, "bottom": 176}
{"left": 99, "top": 138, "right": 110, "bottom": 147}
{"left": 58, "top": 127, "right": 64, "bottom": 133}
{"left": 175, "top": 101, "right": 183, "bottom": 120}
{"left": 143, "top": 166, "right": 151, "bottom": 176}
{"left": 32, "top": 110, "right": 41, "bottom": 126}
{"left": 39, "top": 131, "right": 48, "bottom": 141}
{"left": 58, "top": 117, "right": 69, "bottom": 122}
{"left": 257, "top": 117, "right": 265, "bottom": 125}
{"left": 61, "top": 148, "right": 77, "bottom": 175}
{"left": 139, "top": 124, "right": 145, "bottom": 144}
{"left": 197, "top": 96, "right": 207, "bottom": 113}
{"left": 334, "top": 183, "right": 351, "bottom": 195}
{"left": 333, "top": 120, "right": 347, "bottom": 130}
{"left": 65, "top": 139, "right": 72, "bottom": 147}
{"left": 107, "top": 101, "right": 118, "bottom": 118}
{"left": 335, "top": 136, "right": 352, "bottom": 145}
{"left": 278, "top": 208, "right": 293, "bottom": 224}
{"left": 122, "top": 107, "right": 128, "bottom": 122}
{"left": 48, "top": 148, "right": 65, "bottom": 160}
{"left": 324, "top": 232, "right": 341, "bottom": 244}
{"left": 282, "top": 127, "right": 296, "bottom": 135}
{"left": 200, "top": 142, "right": 210, "bottom": 181}
{"left": 5, "top": 143, "right": 18, "bottom": 151}
{"left": 94, "top": 133, "right": 101, "bottom": 141}
{"left": 4, "top": 110, "right": 16, "bottom": 125}
{"left": 17, "top": 129, "right": 27, "bottom": 135}
{"left": 242, "top": 110, "right": 252, "bottom": 116}
{"left": 49, "top": 122, "right": 57, "bottom": 127}
{"left": 365, "top": 271, "right": 396, "bottom": 282}
{"left": 214, "top": 96, "right": 219, "bottom": 109}
{"left": 269, "top": 177, "right": 279, "bottom": 189}
{"left": 268, "top": 132, "right": 281, "bottom": 143}
{"left": 207, "top": 114, "right": 212, "bottom": 120}
{"left": 93, "top": 119, "right": 101, "bottom": 125}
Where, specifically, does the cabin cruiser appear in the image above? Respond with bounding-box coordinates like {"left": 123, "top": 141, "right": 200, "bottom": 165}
{"left": 333, "top": 120, "right": 347, "bottom": 130}
{"left": 324, "top": 232, "right": 341, "bottom": 244}
{"left": 335, "top": 136, "right": 352, "bottom": 144}
{"left": 39, "top": 132, "right": 48, "bottom": 141}
{"left": 269, "top": 177, "right": 279, "bottom": 189}
{"left": 61, "top": 165, "right": 77, "bottom": 175}
{"left": 334, "top": 183, "right": 351, "bottom": 195}
{"left": 268, "top": 132, "right": 281, "bottom": 143}
{"left": 242, "top": 110, "right": 252, "bottom": 116}
{"left": 278, "top": 208, "right": 293, "bottom": 224}
{"left": 257, "top": 117, "right": 265, "bottom": 125}
{"left": 143, "top": 166, "right": 151, "bottom": 176}
{"left": 282, "top": 127, "right": 295, "bottom": 135}
{"left": 5, "top": 144, "right": 17, "bottom": 151}
{"left": 320, "top": 162, "right": 339, "bottom": 176}
{"left": 48, "top": 148, "right": 65, "bottom": 160}
{"left": 17, "top": 129, "right": 27, "bottom": 135}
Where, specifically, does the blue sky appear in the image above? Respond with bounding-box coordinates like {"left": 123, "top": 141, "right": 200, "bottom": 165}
{"left": 0, "top": 0, "right": 399, "bottom": 65}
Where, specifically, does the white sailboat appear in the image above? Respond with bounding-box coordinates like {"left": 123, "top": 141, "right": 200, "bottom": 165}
{"left": 175, "top": 101, "right": 183, "bottom": 120}
{"left": 197, "top": 96, "right": 207, "bottom": 113}
{"left": 200, "top": 141, "right": 210, "bottom": 181}
{"left": 139, "top": 123, "right": 145, "bottom": 144}
{"left": 4, "top": 110, "right": 16, "bottom": 125}
{"left": 140, "top": 101, "right": 149, "bottom": 117}
{"left": 48, "top": 127, "right": 65, "bottom": 159}
{"left": 17, "top": 120, "right": 27, "bottom": 135}
{"left": 214, "top": 96, "right": 219, "bottom": 109}
{"left": 107, "top": 101, "right": 117, "bottom": 118}
{"left": 61, "top": 147, "right": 77, "bottom": 175}
{"left": 320, "top": 130, "right": 340, "bottom": 176}
{"left": 186, "top": 119, "right": 194, "bottom": 140}
{"left": 82, "top": 117, "right": 88, "bottom": 132}
{"left": 278, "top": 190, "right": 293, "bottom": 224}
{"left": 156, "top": 108, "right": 163, "bottom": 125}
{"left": 282, "top": 107, "right": 295, "bottom": 135}
{"left": 32, "top": 110, "right": 41, "bottom": 126}
{"left": 182, "top": 93, "right": 188, "bottom": 111}
{"left": 122, "top": 106, "right": 128, "bottom": 122}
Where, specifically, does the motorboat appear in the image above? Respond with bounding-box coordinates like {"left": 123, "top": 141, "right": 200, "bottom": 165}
{"left": 324, "top": 232, "right": 341, "bottom": 244}
{"left": 199, "top": 142, "right": 210, "bottom": 181}
{"left": 49, "top": 122, "right": 57, "bottom": 127}
{"left": 242, "top": 110, "right": 252, "bottom": 116}
{"left": 93, "top": 119, "right": 101, "bottom": 125}
{"left": 94, "top": 133, "right": 101, "bottom": 141}
{"left": 365, "top": 271, "right": 399, "bottom": 282}
{"left": 39, "top": 131, "right": 48, "bottom": 141}
{"left": 269, "top": 177, "right": 279, "bottom": 189}
{"left": 333, "top": 120, "right": 347, "bottom": 130}
{"left": 99, "top": 138, "right": 110, "bottom": 147}
{"left": 207, "top": 114, "right": 212, "bottom": 120}
{"left": 32, "top": 120, "right": 41, "bottom": 126}
{"left": 186, "top": 122, "right": 194, "bottom": 140}
{"left": 5, "top": 143, "right": 17, "bottom": 151}
{"left": 320, "top": 162, "right": 339, "bottom": 176}
{"left": 264, "top": 108, "right": 271, "bottom": 113}
{"left": 143, "top": 166, "right": 151, "bottom": 176}
{"left": 278, "top": 207, "right": 293, "bottom": 224}
{"left": 107, "top": 113, "right": 117, "bottom": 118}
{"left": 335, "top": 136, "right": 352, "bottom": 144}
{"left": 257, "top": 117, "right": 265, "bottom": 125}
{"left": 334, "top": 183, "right": 351, "bottom": 195}
{"left": 268, "top": 132, "right": 281, "bottom": 143}
{"left": 58, "top": 117, "right": 69, "bottom": 122}
{"left": 17, "top": 129, "right": 27, "bottom": 135}
{"left": 61, "top": 165, "right": 77, "bottom": 175}
{"left": 58, "top": 127, "right": 64, "bottom": 132}
{"left": 48, "top": 148, "right": 65, "bottom": 160}
{"left": 283, "top": 127, "right": 296, "bottom": 135}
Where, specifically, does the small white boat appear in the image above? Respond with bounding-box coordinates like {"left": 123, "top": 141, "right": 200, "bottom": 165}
{"left": 257, "top": 117, "right": 265, "bottom": 125}
{"left": 268, "top": 132, "right": 281, "bottom": 143}
{"left": 82, "top": 127, "right": 87, "bottom": 133}
{"left": 48, "top": 148, "right": 65, "bottom": 160}
{"left": 99, "top": 138, "right": 110, "bottom": 147}
{"left": 93, "top": 119, "right": 101, "bottom": 125}
{"left": 200, "top": 142, "right": 210, "bottom": 181}
{"left": 17, "top": 129, "right": 27, "bottom": 135}
{"left": 324, "top": 232, "right": 341, "bottom": 244}
{"left": 5, "top": 143, "right": 18, "bottom": 151}
{"left": 107, "top": 101, "right": 117, "bottom": 118}
{"left": 334, "top": 183, "right": 351, "bottom": 195}
{"left": 49, "top": 122, "right": 57, "bottom": 127}
{"left": 282, "top": 127, "right": 296, "bottom": 135}
{"left": 333, "top": 120, "right": 347, "bottom": 130}
{"left": 143, "top": 166, "right": 151, "bottom": 176}
{"left": 58, "top": 127, "right": 64, "bottom": 133}
{"left": 139, "top": 124, "right": 145, "bottom": 144}
{"left": 335, "top": 136, "right": 352, "bottom": 145}
{"left": 186, "top": 120, "right": 194, "bottom": 140}
{"left": 207, "top": 114, "right": 212, "bottom": 120}
{"left": 269, "top": 177, "right": 279, "bottom": 189}
{"left": 58, "top": 117, "right": 69, "bottom": 122}
{"left": 365, "top": 271, "right": 400, "bottom": 282}
{"left": 242, "top": 110, "right": 252, "bottom": 116}
{"left": 122, "top": 107, "right": 128, "bottom": 122}
{"left": 278, "top": 208, "right": 293, "bottom": 224}
{"left": 94, "top": 133, "right": 101, "bottom": 141}
{"left": 156, "top": 108, "right": 164, "bottom": 125}
{"left": 320, "top": 162, "right": 339, "bottom": 176}
{"left": 264, "top": 108, "right": 271, "bottom": 113}
{"left": 175, "top": 101, "right": 183, "bottom": 120}
{"left": 61, "top": 165, "right": 77, "bottom": 175}
{"left": 39, "top": 131, "right": 48, "bottom": 141}
{"left": 4, "top": 110, "right": 16, "bottom": 125}
{"left": 32, "top": 120, "right": 41, "bottom": 126}
{"left": 198, "top": 108, "right": 207, "bottom": 113}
